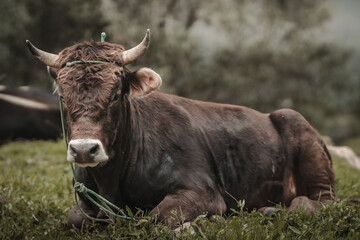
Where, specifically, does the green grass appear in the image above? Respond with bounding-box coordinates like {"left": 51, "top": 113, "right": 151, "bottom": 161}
{"left": 1, "top": 140, "right": 360, "bottom": 239}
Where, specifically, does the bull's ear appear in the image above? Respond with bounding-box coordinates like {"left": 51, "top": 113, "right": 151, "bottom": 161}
{"left": 47, "top": 66, "right": 58, "bottom": 80}
{"left": 130, "top": 68, "right": 162, "bottom": 96}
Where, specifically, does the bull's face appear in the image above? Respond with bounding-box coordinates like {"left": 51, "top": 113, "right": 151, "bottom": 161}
{"left": 26, "top": 30, "right": 162, "bottom": 168}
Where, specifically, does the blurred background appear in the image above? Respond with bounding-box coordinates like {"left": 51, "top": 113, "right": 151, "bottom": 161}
{"left": 0, "top": 0, "right": 359, "bottom": 143}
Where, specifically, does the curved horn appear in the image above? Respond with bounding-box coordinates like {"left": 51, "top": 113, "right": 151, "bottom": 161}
{"left": 26, "top": 40, "right": 61, "bottom": 68}
{"left": 122, "top": 29, "right": 150, "bottom": 65}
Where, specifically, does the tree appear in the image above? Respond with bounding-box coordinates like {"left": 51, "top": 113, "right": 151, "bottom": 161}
{"left": 0, "top": 0, "right": 107, "bottom": 88}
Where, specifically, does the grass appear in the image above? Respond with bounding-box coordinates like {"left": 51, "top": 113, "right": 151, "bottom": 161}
{"left": 0, "top": 139, "right": 360, "bottom": 239}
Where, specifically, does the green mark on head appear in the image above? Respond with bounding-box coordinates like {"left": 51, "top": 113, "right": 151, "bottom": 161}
{"left": 101, "top": 32, "right": 107, "bottom": 42}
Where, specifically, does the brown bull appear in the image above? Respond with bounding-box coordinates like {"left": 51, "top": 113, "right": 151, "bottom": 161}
{"left": 27, "top": 30, "right": 336, "bottom": 229}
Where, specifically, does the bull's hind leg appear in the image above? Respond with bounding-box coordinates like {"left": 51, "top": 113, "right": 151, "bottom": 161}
{"left": 270, "top": 109, "right": 336, "bottom": 211}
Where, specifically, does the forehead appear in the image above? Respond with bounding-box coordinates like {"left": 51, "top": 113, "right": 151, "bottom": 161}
{"left": 57, "top": 64, "right": 123, "bottom": 96}
{"left": 54, "top": 41, "right": 126, "bottom": 95}
{"left": 56, "top": 64, "right": 123, "bottom": 120}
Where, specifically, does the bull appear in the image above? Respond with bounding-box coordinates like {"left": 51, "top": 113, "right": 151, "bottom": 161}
{"left": 26, "top": 30, "right": 336, "bottom": 229}
{"left": 0, "top": 86, "right": 61, "bottom": 142}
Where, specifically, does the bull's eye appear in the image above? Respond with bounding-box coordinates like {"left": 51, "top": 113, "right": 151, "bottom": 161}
{"left": 111, "top": 94, "right": 120, "bottom": 103}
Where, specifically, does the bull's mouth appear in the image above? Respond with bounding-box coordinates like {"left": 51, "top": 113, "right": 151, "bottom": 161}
{"left": 75, "top": 162, "right": 100, "bottom": 168}
{"left": 67, "top": 139, "right": 109, "bottom": 168}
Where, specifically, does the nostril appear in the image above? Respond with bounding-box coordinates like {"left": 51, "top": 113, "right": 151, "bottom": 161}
{"left": 70, "top": 145, "right": 77, "bottom": 156}
{"left": 89, "top": 144, "right": 99, "bottom": 156}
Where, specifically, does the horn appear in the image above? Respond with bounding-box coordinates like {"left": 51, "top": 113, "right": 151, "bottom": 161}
{"left": 121, "top": 29, "right": 150, "bottom": 65}
{"left": 26, "top": 40, "right": 61, "bottom": 68}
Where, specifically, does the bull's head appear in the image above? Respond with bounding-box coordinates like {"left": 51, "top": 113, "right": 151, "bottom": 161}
{"left": 26, "top": 30, "right": 162, "bottom": 168}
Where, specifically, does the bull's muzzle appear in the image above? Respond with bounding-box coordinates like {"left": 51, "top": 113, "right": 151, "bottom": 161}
{"left": 67, "top": 139, "right": 109, "bottom": 167}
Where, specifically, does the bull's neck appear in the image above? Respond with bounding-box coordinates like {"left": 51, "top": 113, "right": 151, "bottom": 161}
{"left": 120, "top": 95, "right": 160, "bottom": 178}
{"left": 111, "top": 96, "right": 142, "bottom": 181}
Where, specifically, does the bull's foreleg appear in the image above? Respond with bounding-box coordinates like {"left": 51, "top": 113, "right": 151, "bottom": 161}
{"left": 150, "top": 188, "right": 226, "bottom": 228}
{"left": 68, "top": 198, "right": 98, "bottom": 229}
{"left": 68, "top": 167, "right": 99, "bottom": 229}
